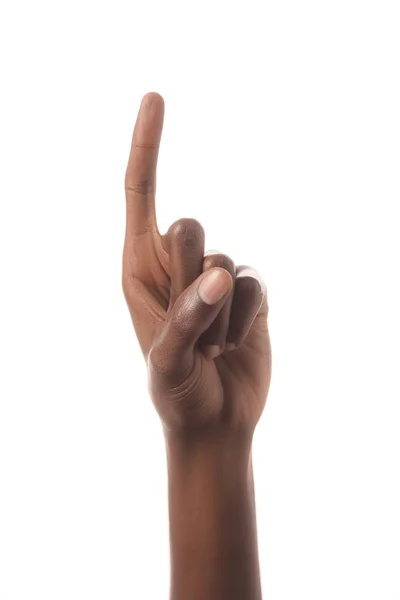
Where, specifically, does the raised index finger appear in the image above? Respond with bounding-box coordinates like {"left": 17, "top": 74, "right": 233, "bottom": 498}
{"left": 125, "top": 92, "right": 165, "bottom": 236}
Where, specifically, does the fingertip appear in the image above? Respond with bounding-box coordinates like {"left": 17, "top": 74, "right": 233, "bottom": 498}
{"left": 225, "top": 342, "right": 236, "bottom": 352}
{"left": 133, "top": 92, "right": 165, "bottom": 144}
{"left": 202, "top": 344, "right": 222, "bottom": 359}
{"left": 144, "top": 91, "right": 164, "bottom": 103}
{"left": 204, "top": 248, "right": 223, "bottom": 256}
{"left": 140, "top": 92, "right": 165, "bottom": 113}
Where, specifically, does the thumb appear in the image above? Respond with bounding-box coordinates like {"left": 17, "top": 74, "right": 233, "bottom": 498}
{"left": 150, "top": 268, "right": 233, "bottom": 375}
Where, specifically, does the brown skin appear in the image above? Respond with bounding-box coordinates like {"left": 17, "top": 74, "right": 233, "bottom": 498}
{"left": 122, "top": 92, "right": 272, "bottom": 600}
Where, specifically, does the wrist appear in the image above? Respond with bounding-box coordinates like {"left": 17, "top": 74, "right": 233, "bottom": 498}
{"left": 166, "top": 428, "right": 254, "bottom": 505}
{"left": 164, "top": 426, "right": 254, "bottom": 483}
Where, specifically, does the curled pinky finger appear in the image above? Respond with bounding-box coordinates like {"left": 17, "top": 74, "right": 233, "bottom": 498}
{"left": 225, "top": 266, "right": 267, "bottom": 351}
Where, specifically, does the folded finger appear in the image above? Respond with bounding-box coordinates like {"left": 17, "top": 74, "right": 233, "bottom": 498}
{"left": 199, "top": 251, "right": 236, "bottom": 358}
{"left": 226, "top": 266, "right": 266, "bottom": 350}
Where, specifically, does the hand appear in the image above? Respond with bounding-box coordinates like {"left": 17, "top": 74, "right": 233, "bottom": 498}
{"left": 122, "top": 93, "right": 271, "bottom": 439}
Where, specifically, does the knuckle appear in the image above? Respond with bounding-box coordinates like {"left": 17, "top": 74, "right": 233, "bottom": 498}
{"left": 168, "top": 218, "right": 205, "bottom": 247}
{"left": 121, "top": 267, "right": 131, "bottom": 297}
{"left": 203, "top": 252, "right": 235, "bottom": 276}
{"left": 122, "top": 273, "right": 129, "bottom": 298}
{"left": 148, "top": 343, "right": 163, "bottom": 370}
{"left": 125, "top": 179, "right": 154, "bottom": 196}
{"left": 148, "top": 342, "right": 174, "bottom": 378}
{"left": 121, "top": 270, "right": 142, "bottom": 303}
{"left": 235, "top": 266, "right": 268, "bottom": 308}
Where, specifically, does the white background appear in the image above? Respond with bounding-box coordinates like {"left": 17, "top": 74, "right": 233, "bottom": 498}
{"left": 0, "top": 0, "right": 399, "bottom": 598}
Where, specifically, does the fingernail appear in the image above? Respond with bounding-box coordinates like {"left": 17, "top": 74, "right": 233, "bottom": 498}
{"left": 237, "top": 267, "right": 260, "bottom": 280}
{"left": 225, "top": 342, "right": 236, "bottom": 352}
{"left": 198, "top": 269, "right": 232, "bottom": 305}
{"left": 204, "top": 249, "right": 222, "bottom": 256}
{"left": 203, "top": 345, "right": 221, "bottom": 359}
